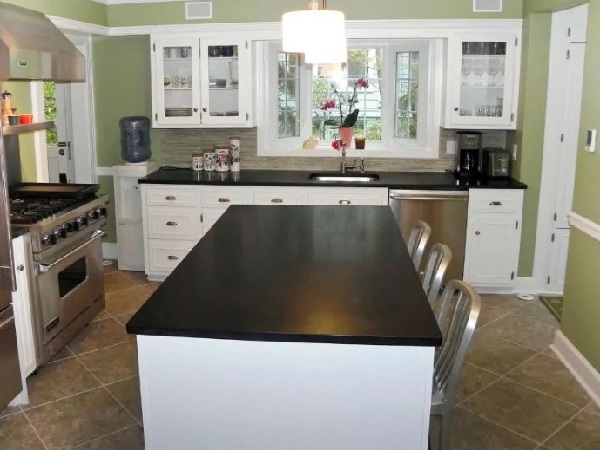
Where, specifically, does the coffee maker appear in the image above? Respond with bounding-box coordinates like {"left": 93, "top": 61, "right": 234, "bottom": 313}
{"left": 455, "top": 131, "right": 482, "bottom": 177}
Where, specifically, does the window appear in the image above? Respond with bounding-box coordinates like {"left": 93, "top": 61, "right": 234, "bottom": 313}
{"left": 258, "top": 39, "right": 441, "bottom": 158}
{"left": 44, "top": 82, "right": 57, "bottom": 146}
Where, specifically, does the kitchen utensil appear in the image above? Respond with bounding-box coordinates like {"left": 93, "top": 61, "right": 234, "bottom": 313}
{"left": 482, "top": 147, "right": 510, "bottom": 178}
{"left": 7, "top": 115, "right": 18, "bottom": 125}
{"left": 19, "top": 114, "right": 33, "bottom": 124}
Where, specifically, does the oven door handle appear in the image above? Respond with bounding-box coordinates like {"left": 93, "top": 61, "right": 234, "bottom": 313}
{"left": 37, "top": 230, "right": 106, "bottom": 273}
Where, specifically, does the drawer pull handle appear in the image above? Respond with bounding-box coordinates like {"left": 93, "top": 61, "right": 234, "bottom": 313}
{"left": 218, "top": 198, "right": 231, "bottom": 203}
{"left": 166, "top": 221, "right": 178, "bottom": 227}
{"left": 338, "top": 199, "right": 352, "bottom": 205}
{"left": 271, "top": 198, "right": 283, "bottom": 203}
{"left": 167, "top": 255, "right": 179, "bottom": 260}
{"left": 489, "top": 201, "right": 502, "bottom": 206}
{"left": 475, "top": 230, "right": 481, "bottom": 236}
{"left": 165, "top": 196, "right": 177, "bottom": 201}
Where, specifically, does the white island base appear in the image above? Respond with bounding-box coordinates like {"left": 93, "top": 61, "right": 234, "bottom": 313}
{"left": 137, "top": 335, "right": 434, "bottom": 450}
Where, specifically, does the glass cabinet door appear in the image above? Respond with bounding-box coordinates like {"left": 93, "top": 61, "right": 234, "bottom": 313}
{"left": 448, "top": 34, "right": 517, "bottom": 128}
{"left": 153, "top": 39, "right": 201, "bottom": 126}
{"left": 200, "top": 39, "right": 248, "bottom": 126}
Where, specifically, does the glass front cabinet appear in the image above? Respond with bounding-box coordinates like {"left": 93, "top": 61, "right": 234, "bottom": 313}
{"left": 444, "top": 33, "right": 520, "bottom": 130}
{"left": 151, "top": 36, "right": 252, "bottom": 128}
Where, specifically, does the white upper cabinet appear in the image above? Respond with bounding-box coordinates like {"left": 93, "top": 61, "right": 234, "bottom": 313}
{"left": 443, "top": 32, "right": 521, "bottom": 130}
{"left": 151, "top": 35, "right": 253, "bottom": 128}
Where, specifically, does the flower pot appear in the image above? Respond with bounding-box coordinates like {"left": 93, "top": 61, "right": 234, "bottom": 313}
{"left": 339, "top": 127, "right": 354, "bottom": 149}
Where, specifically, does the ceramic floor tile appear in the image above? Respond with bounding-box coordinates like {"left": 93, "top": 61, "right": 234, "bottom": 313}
{"left": 544, "top": 410, "right": 600, "bottom": 449}
{"left": 106, "top": 377, "right": 142, "bottom": 423}
{"left": 67, "top": 318, "right": 132, "bottom": 355}
{"left": 506, "top": 353, "right": 591, "bottom": 407}
{"left": 584, "top": 401, "right": 600, "bottom": 416}
{"left": 92, "top": 309, "right": 112, "bottom": 322}
{"left": 466, "top": 329, "right": 538, "bottom": 375}
{"left": 25, "top": 387, "right": 134, "bottom": 449}
{"left": 462, "top": 378, "right": 579, "bottom": 442}
{"left": 115, "top": 310, "right": 137, "bottom": 326}
{"left": 444, "top": 406, "right": 538, "bottom": 450}
{"left": 543, "top": 347, "right": 558, "bottom": 359}
{"left": 481, "top": 313, "right": 558, "bottom": 352}
{"left": 477, "top": 295, "right": 528, "bottom": 328}
{"left": 104, "top": 272, "right": 140, "bottom": 294}
{"left": 0, "top": 404, "right": 21, "bottom": 418}
{"left": 123, "top": 271, "right": 150, "bottom": 285}
{"left": 0, "top": 412, "right": 44, "bottom": 449}
{"left": 455, "top": 362, "right": 500, "bottom": 403}
{"left": 513, "top": 300, "right": 558, "bottom": 326}
{"left": 73, "top": 425, "right": 144, "bottom": 450}
{"left": 102, "top": 260, "right": 118, "bottom": 273}
{"left": 49, "top": 345, "right": 75, "bottom": 363}
{"left": 78, "top": 341, "right": 138, "bottom": 385}
{"left": 23, "top": 357, "right": 100, "bottom": 408}
{"left": 104, "top": 285, "right": 152, "bottom": 316}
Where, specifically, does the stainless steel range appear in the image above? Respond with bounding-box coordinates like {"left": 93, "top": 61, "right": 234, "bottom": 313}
{"left": 10, "top": 190, "right": 108, "bottom": 365}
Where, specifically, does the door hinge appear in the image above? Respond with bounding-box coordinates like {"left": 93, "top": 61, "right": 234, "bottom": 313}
{"left": 515, "top": 220, "right": 519, "bottom": 229}
{"left": 245, "top": 41, "right": 248, "bottom": 49}
{"left": 200, "top": 213, "right": 203, "bottom": 223}
{"left": 547, "top": 275, "right": 551, "bottom": 284}
{"left": 515, "top": 37, "right": 518, "bottom": 46}
{"left": 553, "top": 212, "right": 557, "bottom": 221}
{"left": 511, "top": 271, "right": 515, "bottom": 280}
{"left": 153, "top": 43, "right": 156, "bottom": 52}
{"left": 155, "top": 113, "right": 158, "bottom": 121}
{"left": 567, "top": 49, "right": 571, "bottom": 59}
{"left": 567, "top": 27, "right": 571, "bottom": 37}
{"left": 560, "top": 133, "right": 564, "bottom": 142}
{"left": 510, "top": 113, "right": 515, "bottom": 122}
{"left": 246, "top": 112, "right": 249, "bottom": 121}
{"left": 551, "top": 233, "right": 556, "bottom": 242}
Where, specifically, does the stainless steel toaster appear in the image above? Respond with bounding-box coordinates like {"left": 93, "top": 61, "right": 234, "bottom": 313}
{"left": 482, "top": 148, "right": 510, "bottom": 178}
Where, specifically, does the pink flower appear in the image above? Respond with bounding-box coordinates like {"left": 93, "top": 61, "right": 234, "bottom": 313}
{"left": 332, "top": 140, "right": 340, "bottom": 150}
{"left": 320, "top": 99, "right": 336, "bottom": 110}
{"left": 356, "top": 77, "right": 369, "bottom": 89}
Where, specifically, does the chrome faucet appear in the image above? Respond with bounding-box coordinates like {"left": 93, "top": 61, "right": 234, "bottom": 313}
{"left": 339, "top": 143, "right": 365, "bottom": 173}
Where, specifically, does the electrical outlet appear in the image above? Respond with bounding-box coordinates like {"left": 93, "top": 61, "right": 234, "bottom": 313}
{"left": 512, "top": 144, "right": 518, "bottom": 161}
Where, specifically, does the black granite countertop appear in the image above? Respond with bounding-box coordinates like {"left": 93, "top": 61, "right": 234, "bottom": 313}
{"left": 138, "top": 168, "right": 528, "bottom": 190}
{"left": 126, "top": 205, "right": 443, "bottom": 347}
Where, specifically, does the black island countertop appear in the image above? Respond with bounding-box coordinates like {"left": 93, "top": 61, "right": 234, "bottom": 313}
{"left": 138, "top": 168, "right": 528, "bottom": 190}
{"left": 127, "top": 205, "right": 443, "bottom": 347}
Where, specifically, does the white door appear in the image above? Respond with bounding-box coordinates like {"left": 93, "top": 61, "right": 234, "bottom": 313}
{"left": 535, "top": 4, "right": 587, "bottom": 294}
{"left": 45, "top": 83, "right": 75, "bottom": 183}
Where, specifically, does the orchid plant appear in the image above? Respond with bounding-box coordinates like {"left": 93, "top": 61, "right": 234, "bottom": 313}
{"left": 319, "top": 77, "right": 369, "bottom": 129}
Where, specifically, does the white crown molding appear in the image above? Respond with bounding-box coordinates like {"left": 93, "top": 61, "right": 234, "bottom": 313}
{"left": 48, "top": 16, "right": 110, "bottom": 35}
{"left": 568, "top": 211, "right": 600, "bottom": 242}
{"left": 92, "top": 0, "right": 186, "bottom": 4}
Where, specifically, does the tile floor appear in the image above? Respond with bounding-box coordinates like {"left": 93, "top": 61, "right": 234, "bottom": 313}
{"left": 0, "top": 263, "right": 599, "bottom": 449}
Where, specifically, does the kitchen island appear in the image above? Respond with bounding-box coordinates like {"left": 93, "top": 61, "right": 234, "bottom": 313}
{"left": 127, "top": 205, "right": 442, "bottom": 450}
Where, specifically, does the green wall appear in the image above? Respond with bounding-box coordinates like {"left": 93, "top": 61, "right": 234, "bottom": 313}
{"left": 560, "top": 0, "right": 600, "bottom": 371}
{"left": 1, "top": 0, "right": 107, "bottom": 26}
{"left": 107, "top": 0, "right": 522, "bottom": 27}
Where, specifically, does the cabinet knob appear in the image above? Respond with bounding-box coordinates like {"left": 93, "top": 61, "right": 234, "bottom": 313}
{"left": 271, "top": 198, "right": 283, "bottom": 203}
{"left": 193, "top": 108, "right": 198, "bottom": 112}
{"left": 489, "top": 201, "right": 502, "bottom": 206}
{"left": 16, "top": 264, "right": 24, "bottom": 272}
{"left": 218, "top": 198, "right": 231, "bottom": 203}
{"left": 165, "top": 221, "right": 178, "bottom": 226}
{"left": 165, "top": 196, "right": 176, "bottom": 201}
{"left": 167, "top": 255, "right": 179, "bottom": 260}
{"left": 202, "top": 108, "right": 207, "bottom": 112}
{"left": 475, "top": 230, "right": 481, "bottom": 236}
{"left": 454, "top": 107, "right": 459, "bottom": 112}
{"left": 338, "top": 199, "right": 352, "bottom": 205}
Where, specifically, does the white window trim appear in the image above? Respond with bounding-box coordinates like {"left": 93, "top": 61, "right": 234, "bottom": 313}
{"left": 257, "top": 39, "right": 443, "bottom": 159}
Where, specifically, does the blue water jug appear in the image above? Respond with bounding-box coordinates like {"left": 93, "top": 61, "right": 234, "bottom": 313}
{"left": 119, "top": 116, "right": 151, "bottom": 164}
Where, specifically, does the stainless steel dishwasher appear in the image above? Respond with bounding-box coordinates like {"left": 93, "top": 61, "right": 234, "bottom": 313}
{"left": 389, "top": 190, "right": 468, "bottom": 281}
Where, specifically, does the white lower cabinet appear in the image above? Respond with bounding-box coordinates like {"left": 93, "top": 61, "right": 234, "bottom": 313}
{"left": 463, "top": 189, "right": 523, "bottom": 292}
{"left": 141, "top": 185, "right": 388, "bottom": 280}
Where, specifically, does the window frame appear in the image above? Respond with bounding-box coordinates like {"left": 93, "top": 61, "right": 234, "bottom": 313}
{"left": 257, "top": 39, "right": 443, "bottom": 159}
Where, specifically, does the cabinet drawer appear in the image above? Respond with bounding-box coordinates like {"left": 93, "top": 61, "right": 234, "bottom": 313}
{"left": 307, "top": 188, "right": 388, "bottom": 206}
{"left": 200, "top": 187, "right": 252, "bottom": 207}
{"left": 147, "top": 207, "right": 201, "bottom": 240}
{"left": 148, "top": 240, "right": 196, "bottom": 273}
{"left": 253, "top": 188, "right": 307, "bottom": 205}
{"left": 144, "top": 185, "right": 197, "bottom": 207}
{"left": 468, "top": 189, "right": 523, "bottom": 213}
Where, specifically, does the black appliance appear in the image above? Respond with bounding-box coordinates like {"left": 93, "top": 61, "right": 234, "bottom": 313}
{"left": 482, "top": 147, "right": 511, "bottom": 178}
{"left": 455, "top": 131, "right": 482, "bottom": 177}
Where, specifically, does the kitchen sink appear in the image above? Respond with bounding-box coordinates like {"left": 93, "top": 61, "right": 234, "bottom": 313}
{"left": 308, "top": 172, "right": 380, "bottom": 182}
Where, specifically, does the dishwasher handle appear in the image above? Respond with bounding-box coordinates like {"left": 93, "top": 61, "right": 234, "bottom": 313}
{"left": 389, "top": 191, "right": 468, "bottom": 201}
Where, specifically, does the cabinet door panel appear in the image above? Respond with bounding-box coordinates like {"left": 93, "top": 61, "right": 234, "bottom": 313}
{"left": 202, "top": 207, "right": 228, "bottom": 234}
{"left": 148, "top": 240, "right": 196, "bottom": 273}
{"left": 147, "top": 207, "right": 201, "bottom": 240}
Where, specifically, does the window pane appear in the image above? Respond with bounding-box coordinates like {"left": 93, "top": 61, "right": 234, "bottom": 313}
{"left": 395, "top": 51, "right": 419, "bottom": 140}
{"left": 312, "top": 48, "right": 383, "bottom": 143}
{"left": 277, "top": 53, "right": 300, "bottom": 138}
{"left": 44, "top": 81, "right": 57, "bottom": 145}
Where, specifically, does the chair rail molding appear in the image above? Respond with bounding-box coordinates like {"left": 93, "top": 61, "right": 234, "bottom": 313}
{"left": 568, "top": 211, "right": 600, "bottom": 242}
{"left": 551, "top": 330, "right": 600, "bottom": 409}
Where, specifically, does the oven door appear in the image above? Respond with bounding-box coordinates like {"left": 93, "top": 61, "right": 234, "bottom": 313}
{"left": 36, "top": 230, "right": 105, "bottom": 344}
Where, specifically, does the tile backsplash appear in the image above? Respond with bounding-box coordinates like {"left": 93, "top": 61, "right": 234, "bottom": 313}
{"left": 160, "top": 127, "right": 509, "bottom": 172}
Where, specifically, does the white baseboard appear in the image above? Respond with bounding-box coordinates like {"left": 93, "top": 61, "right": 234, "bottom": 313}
{"left": 551, "top": 330, "right": 600, "bottom": 408}
{"left": 102, "top": 243, "right": 118, "bottom": 260}
{"left": 514, "top": 277, "right": 537, "bottom": 294}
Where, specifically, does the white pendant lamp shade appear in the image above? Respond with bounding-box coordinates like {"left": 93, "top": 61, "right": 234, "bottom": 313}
{"left": 282, "top": 9, "right": 347, "bottom": 64}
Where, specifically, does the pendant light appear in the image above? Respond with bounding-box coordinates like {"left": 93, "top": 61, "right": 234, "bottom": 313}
{"left": 282, "top": 0, "right": 347, "bottom": 64}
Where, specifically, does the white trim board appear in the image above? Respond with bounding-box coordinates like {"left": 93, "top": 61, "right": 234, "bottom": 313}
{"left": 97, "top": 167, "right": 115, "bottom": 177}
{"left": 551, "top": 331, "right": 600, "bottom": 409}
{"left": 48, "top": 16, "right": 110, "bottom": 36}
{"left": 102, "top": 242, "right": 118, "bottom": 260}
{"left": 569, "top": 211, "right": 600, "bottom": 242}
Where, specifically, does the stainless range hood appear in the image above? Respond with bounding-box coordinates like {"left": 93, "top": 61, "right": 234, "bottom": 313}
{"left": 0, "top": 3, "right": 85, "bottom": 82}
